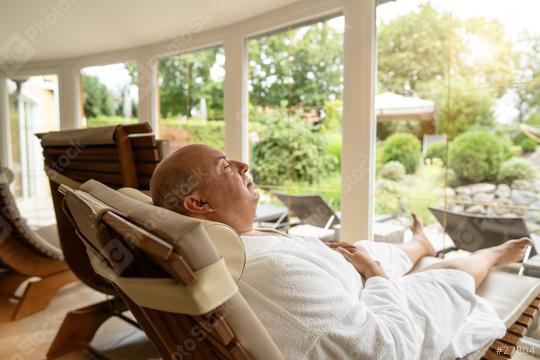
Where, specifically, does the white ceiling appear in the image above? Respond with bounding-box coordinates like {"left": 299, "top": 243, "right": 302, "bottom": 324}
{"left": 0, "top": 0, "right": 300, "bottom": 63}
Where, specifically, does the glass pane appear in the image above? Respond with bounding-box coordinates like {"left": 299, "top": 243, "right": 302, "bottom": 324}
{"left": 80, "top": 62, "right": 139, "bottom": 127}
{"left": 7, "top": 75, "right": 60, "bottom": 226}
{"left": 375, "top": 0, "right": 540, "bottom": 250}
{"left": 158, "top": 46, "right": 225, "bottom": 153}
{"left": 248, "top": 17, "right": 344, "bottom": 235}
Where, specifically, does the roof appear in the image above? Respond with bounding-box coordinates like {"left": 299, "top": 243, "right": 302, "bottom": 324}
{"left": 375, "top": 91, "right": 435, "bottom": 120}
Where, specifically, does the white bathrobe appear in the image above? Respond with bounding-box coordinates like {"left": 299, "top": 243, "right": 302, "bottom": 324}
{"left": 238, "top": 234, "right": 506, "bottom": 360}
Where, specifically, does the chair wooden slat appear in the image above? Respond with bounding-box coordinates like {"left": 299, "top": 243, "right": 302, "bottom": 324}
{"left": 129, "top": 135, "right": 157, "bottom": 148}
{"left": 61, "top": 169, "right": 123, "bottom": 186}
{"left": 133, "top": 149, "right": 160, "bottom": 161}
{"left": 60, "top": 160, "right": 121, "bottom": 173}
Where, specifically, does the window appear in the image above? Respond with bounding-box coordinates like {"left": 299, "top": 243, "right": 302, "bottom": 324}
{"left": 375, "top": 0, "right": 540, "bottom": 248}
{"left": 158, "top": 46, "right": 225, "bottom": 152}
{"left": 6, "top": 75, "right": 59, "bottom": 226}
{"left": 80, "top": 62, "right": 138, "bottom": 127}
{"left": 247, "top": 16, "right": 345, "bottom": 229}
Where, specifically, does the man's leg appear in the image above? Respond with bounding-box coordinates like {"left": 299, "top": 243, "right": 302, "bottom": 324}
{"left": 328, "top": 213, "right": 435, "bottom": 268}
{"left": 394, "top": 213, "right": 436, "bottom": 265}
{"left": 418, "top": 238, "right": 532, "bottom": 288}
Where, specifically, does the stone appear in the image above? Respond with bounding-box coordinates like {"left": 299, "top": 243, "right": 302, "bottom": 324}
{"left": 457, "top": 194, "right": 472, "bottom": 202}
{"left": 502, "top": 213, "right": 518, "bottom": 218}
{"left": 511, "top": 189, "right": 537, "bottom": 205}
{"left": 512, "top": 179, "right": 532, "bottom": 190}
{"left": 444, "top": 187, "right": 456, "bottom": 197}
{"left": 465, "top": 204, "right": 486, "bottom": 214}
{"left": 455, "top": 186, "right": 471, "bottom": 195}
{"left": 526, "top": 221, "right": 540, "bottom": 233}
{"left": 469, "top": 183, "right": 496, "bottom": 194}
{"left": 525, "top": 211, "right": 540, "bottom": 222}
{"left": 495, "top": 184, "right": 511, "bottom": 198}
{"left": 472, "top": 192, "right": 495, "bottom": 203}
{"left": 450, "top": 205, "right": 465, "bottom": 213}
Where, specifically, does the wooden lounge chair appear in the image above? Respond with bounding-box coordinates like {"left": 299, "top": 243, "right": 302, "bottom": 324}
{"left": 60, "top": 179, "right": 283, "bottom": 359}
{"left": 0, "top": 167, "right": 77, "bottom": 321}
{"left": 37, "top": 122, "right": 168, "bottom": 358}
{"left": 61, "top": 179, "right": 540, "bottom": 360}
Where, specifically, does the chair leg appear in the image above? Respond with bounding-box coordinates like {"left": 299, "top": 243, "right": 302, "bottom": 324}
{"left": 12, "top": 270, "right": 78, "bottom": 320}
{"left": 46, "top": 297, "right": 128, "bottom": 359}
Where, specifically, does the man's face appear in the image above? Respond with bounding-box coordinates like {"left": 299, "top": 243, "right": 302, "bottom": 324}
{"left": 195, "top": 146, "right": 260, "bottom": 228}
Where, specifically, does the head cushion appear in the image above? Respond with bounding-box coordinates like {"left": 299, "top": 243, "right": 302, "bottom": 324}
{"left": 96, "top": 183, "right": 245, "bottom": 281}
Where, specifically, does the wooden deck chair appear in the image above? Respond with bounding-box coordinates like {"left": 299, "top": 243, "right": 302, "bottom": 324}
{"left": 0, "top": 167, "right": 77, "bottom": 321}
{"left": 37, "top": 123, "right": 167, "bottom": 358}
{"left": 59, "top": 179, "right": 283, "bottom": 359}
{"left": 64, "top": 180, "right": 540, "bottom": 360}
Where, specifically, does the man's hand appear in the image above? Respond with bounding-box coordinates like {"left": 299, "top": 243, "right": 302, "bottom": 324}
{"left": 335, "top": 246, "right": 388, "bottom": 280}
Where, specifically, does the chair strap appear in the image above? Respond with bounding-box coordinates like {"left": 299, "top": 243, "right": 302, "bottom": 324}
{"left": 89, "top": 252, "right": 239, "bottom": 316}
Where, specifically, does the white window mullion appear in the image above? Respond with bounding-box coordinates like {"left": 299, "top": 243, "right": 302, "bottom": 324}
{"left": 224, "top": 33, "right": 248, "bottom": 162}
{"left": 136, "top": 53, "right": 160, "bottom": 136}
{"left": 0, "top": 75, "right": 11, "bottom": 168}
{"left": 59, "top": 64, "right": 81, "bottom": 129}
{"left": 340, "top": 0, "right": 377, "bottom": 242}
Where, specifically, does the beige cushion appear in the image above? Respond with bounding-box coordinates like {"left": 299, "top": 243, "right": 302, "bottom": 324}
{"left": 411, "top": 256, "right": 540, "bottom": 327}
{"left": 83, "top": 180, "right": 245, "bottom": 282}
{"left": 118, "top": 187, "right": 152, "bottom": 204}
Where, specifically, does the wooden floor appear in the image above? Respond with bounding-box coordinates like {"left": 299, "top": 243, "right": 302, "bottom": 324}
{"left": 0, "top": 281, "right": 156, "bottom": 360}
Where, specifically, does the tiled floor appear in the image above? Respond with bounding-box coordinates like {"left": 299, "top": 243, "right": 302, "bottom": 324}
{"left": 0, "top": 282, "right": 156, "bottom": 360}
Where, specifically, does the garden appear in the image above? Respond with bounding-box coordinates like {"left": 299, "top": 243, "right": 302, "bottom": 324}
{"left": 80, "top": 3, "right": 540, "bottom": 234}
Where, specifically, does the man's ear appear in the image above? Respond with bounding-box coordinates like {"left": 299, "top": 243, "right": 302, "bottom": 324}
{"left": 183, "top": 193, "right": 214, "bottom": 214}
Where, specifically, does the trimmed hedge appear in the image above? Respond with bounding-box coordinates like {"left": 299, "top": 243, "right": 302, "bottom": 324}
{"left": 380, "top": 133, "right": 422, "bottom": 174}
{"left": 448, "top": 130, "right": 511, "bottom": 183}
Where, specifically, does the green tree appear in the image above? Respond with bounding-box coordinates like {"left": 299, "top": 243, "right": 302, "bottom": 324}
{"left": 248, "top": 21, "right": 343, "bottom": 109}
{"left": 515, "top": 35, "right": 540, "bottom": 122}
{"left": 377, "top": 4, "right": 515, "bottom": 136}
{"left": 81, "top": 74, "right": 115, "bottom": 118}
{"left": 423, "top": 78, "right": 495, "bottom": 138}
{"left": 159, "top": 48, "right": 224, "bottom": 118}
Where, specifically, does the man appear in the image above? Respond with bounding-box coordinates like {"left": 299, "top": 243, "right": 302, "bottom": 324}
{"left": 150, "top": 144, "right": 531, "bottom": 360}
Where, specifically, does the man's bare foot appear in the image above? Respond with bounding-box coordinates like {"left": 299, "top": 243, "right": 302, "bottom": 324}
{"left": 410, "top": 213, "right": 437, "bottom": 257}
{"left": 477, "top": 238, "right": 533, "bottom": 266}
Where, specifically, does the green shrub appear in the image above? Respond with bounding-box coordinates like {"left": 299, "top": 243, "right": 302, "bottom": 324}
{"left": 161, "top": 118, "right": 225, "bottom": 150}
{"left": 498, "top": 158, "right": 537, "bottom": 183}
{"left": 375, "top": 179, "right": 403, "bottom": 215}
{"left": 380, "top": 133, "right": 422, "bottom": 174}
{"left": 326, "top": 135, "right": 342, "bottom": 169}
{"left": 448, "top": 130, "right": 512, "bottom": 183}
{"left": 424, "top": 141, "right": 447, "bottom": 163}
{"left": 380, "top": 161, "right": 406, "bottom": 181}
{"left": 86, "top": 116, "right": 138, "bottom": 128}
{"left": 445, "top": 168, "right": 460, "bottom": 187}
{"left": 521, "top": 138, "right": 537, "bottom": 153}
{"left": 251, "top": 117, "right": 337, "bottom": 185}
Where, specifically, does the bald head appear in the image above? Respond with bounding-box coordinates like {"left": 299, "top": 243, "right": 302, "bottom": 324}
{"left": 149, "top": 144, "right": 259, "bottom": 233}
{"left": 150, "top": 144, "right": 210, "bottom": 214}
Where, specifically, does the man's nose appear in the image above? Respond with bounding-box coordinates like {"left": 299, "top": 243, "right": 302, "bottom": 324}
{"left": 233, "top": 160, "right": 249, "bottom": 174}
